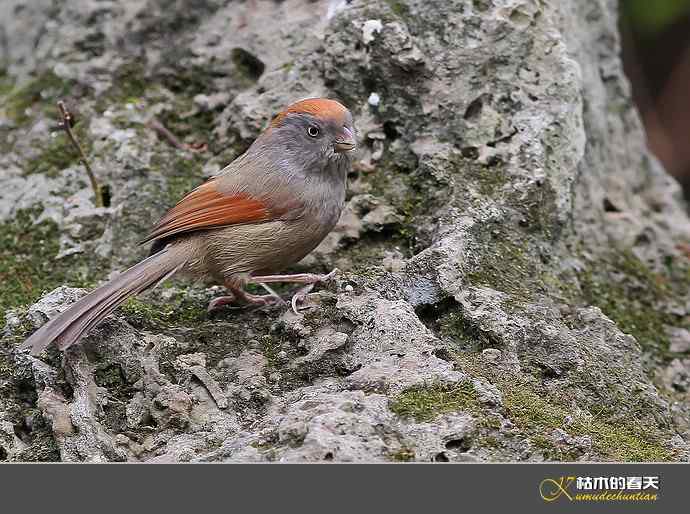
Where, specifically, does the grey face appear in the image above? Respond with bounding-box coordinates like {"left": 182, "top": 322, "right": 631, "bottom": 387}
{"left": 277, "top": 113, "right": 356, "bottom": 162}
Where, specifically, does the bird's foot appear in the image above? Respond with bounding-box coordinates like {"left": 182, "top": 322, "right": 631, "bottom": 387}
{"left": 287, "top": 269, "right": 337, "bottom": 314}
{"left": 207, "top": 294, "right": 237, "bottom": 313}
{"left": 208, "top": 287, "right": 286, "bottom": 313}
{"left": 317, "top": 268, "right": 338, "bottom": 284}
{"left": 290, "top": 284, "right": 316, "bottom": 315}
{"left": 243, "top": 292, "right": 286, "bottom": 309}
{"left": 227, "top": 269, "right": 339, "bottom": 315}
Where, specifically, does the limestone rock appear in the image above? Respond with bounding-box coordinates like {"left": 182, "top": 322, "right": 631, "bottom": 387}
{"left": 2, "top": 0, "right": 690, "bottom": 462}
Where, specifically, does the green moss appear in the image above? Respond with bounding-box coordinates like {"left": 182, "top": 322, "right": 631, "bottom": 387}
{"left": 461, "top": 158, "right": 510, "bottom": 197}
{"left": 437, "top": 309, "right": 500, "bottom": 352}
{"left": 449, "top": 151, "right": 511, "bottom": 198}
{"left": 385, "top": 0, "right": 411, "bottom": 18}
{"left": 156, "top": 105, "right": 216, "bottom": 152}
{"left": 472, "top": 0, "right": 492, "bottom": 12}
{"left": 95, "top": 364, "right": 126, "bottom": 389}
{"left": 164, "top": 159, "right": 205, "bottom": 206}
{"left": 475, "top": 167, "right": 509, "bottom": 196}
{"left": 256, "top": 334, "right": 283, "bottom": 369}
{"left": 389, "top": 381, "right": 480, "bottom": 422}
{"left": 512, "top": 182, "right": 559, "bottom": 238}
{"left": 466, "top": 232, "right": 533, "bottom": 301}
{"left": 454, "top": 353, "right": 675, "bottom": 461}
{"left": 476, "top": 434, "right": 500, "bottom": 448}
{"left": 0, "top": 71, "right": 73, "bottom": 125}
{"left": 503, "top": 378, "right": 672, "bottom": 461}
{"left": 458, "top": 147, "right": 559, "bottom": 238}
{"left": 0, "top": 69, "right": 15, "bottom": 97}
{"left": 99, "top": 61, "right": 148, "bottom": 107}
{"left": 572, "top": 415, "right": 671, "bottom": 462}
{"left": 336, "top": 238, "right": 400, "bottom": 278}
{"left": 148, "top": 149, "right": 206, "bottom": 209}
{"left": 0, "top": 208, "right": 97, "bottom": 329}
{"left": 14, "top": 412, "right": 61, "bottom": 462}
{"left": 120, "top": 294, "right": 207, "bottom": 330}
{"left": 23, "top": 121, "right": 92, "bottom": 177}
{"left": 0, "top": 208, "right": 96, "bottom": 462}
{"left": 159, "top": 64, "right": 220, "bottom": 96}
{"left": 389, "top": 448, "right": 416, "bottom": 461}
{"left": 423, "top": 247, "right": 683, "bottom": 461}
{"left": 578, "top": 249, "right": 689, "bottom": 357}
{"left": 0, "top": 70, "right": 93, "bottom": 179}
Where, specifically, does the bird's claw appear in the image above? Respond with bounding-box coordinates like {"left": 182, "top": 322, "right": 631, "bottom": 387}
{"left": 208, "top": 292, "right": 284, "bottom": 312}
{"left": 288, "top": 270, "right": 338, "bottom": 314}
{"left": 290, "top": 284, "right": 316, "bottom": 315}
{"left": 207, "top": 295, "right": 237, "bottom": 313}
{"left": 321, "top": 268, "right": 338, "bottom": 283}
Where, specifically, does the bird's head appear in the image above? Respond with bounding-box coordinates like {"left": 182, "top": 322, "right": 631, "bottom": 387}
{"left": 264, "top": 98, "right": 356, "bottom": 166}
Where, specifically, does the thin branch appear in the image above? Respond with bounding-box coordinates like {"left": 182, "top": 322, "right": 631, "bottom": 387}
{"left": 146, "top": 117, "right": 207, "bottom": 155}
{"left": 57, "top": 100, "right": 103, "bottom": 208}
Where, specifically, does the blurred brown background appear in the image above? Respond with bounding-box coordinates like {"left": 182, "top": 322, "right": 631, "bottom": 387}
{"left": 621, "top": 0, "right": 690, "bottom": 201}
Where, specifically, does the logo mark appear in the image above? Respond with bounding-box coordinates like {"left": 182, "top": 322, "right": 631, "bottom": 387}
{"left": 539, "top": 476, "right": 575, "bottom": 502}
{"left": 539, "top": 475, "right": 659, "bottom": 503}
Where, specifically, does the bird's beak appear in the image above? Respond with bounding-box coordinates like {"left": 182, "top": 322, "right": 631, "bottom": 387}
{"left": 334, "top": 126, "right": 356, "bottom": 153}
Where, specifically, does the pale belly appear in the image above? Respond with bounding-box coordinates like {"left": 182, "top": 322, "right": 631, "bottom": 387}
{"left": 182, "top": 216, "right": 336, "bottom": 284}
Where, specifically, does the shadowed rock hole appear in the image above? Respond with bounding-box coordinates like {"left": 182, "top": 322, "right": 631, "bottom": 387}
{"left": 338, "top": 363, "right": 362, "bottom": 377}
{"left": 464, "top": 97, "right": 483, "bottom": 120}
{"left": 0, "top": 446, "right": 7, "bottom": 461}
{"left": 101, "top": 183, "right": 112, "bottom": 208}
{"left": 13, "top": 418, "right": 32, "bottom": 443}
{"left": 14, "top": 377, "right": 40, "bottom": 404}
{"left": 432, "top": 347, "right": 453, "bottom": 362}
{"left": 324, "top": 452, "right": 334, "bottom": 461}
{"left": 362, "top": 76, "right": 377, "bottom": 93}
{"left": 461, "top": 146, "right": 479, "bottom": 160}
{"left": 383, "top": 121, "right": 400, "bottom": 140}
{"left": 634, "top": 230, "right": 652, "bottom": 245}
{"left": 534, "top": 360, "right": 563, "bottom": 378}
{"left": 445, "top": 438, "right": 471, "bottom": 452}
{"left": 231, "top": 48, "right": 265, "bottom": 81}
{"left": 485, "top": 155, "right": 502, "bottom": 167}
{"left": 416, "top": 298, "right": 502, "bottom": 352}
{"left": 433, "top": 452, "right": 449, "bottom": 462}
{"left": 603, "top": 197, "right": 621, "bottom": 212}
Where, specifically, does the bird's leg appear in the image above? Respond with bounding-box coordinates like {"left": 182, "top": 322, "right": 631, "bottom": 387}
{"left": 258, "top": 283, "right": 287, "bottom": 305}
{"left": 247, "top": 269, "right": 338, "bottom": 314}
{"left": 207, "top": 282, "right": 286, "bottom": 312}
{"left": 247, "top": 269, "right": 338, "bottom": 286}
{"left": 207, "top": 292, "right": 238, "bottom": 312}
{"left": 229, "top": 285, "right": 286, "bottom": 307}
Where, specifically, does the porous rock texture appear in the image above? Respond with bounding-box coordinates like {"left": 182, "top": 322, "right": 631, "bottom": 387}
{"left": 2, "top": 0, "right": 690, "bottom": 462}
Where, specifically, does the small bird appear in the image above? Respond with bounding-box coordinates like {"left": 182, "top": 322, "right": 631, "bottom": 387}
{"left": 22, "top": 98, "right": 356, "bottom": 356}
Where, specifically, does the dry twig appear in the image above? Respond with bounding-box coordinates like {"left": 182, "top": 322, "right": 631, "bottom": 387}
{"left": 146, "top": 117, "right": 208, "bottom": 155}
{"left": 57, "top": 100, "right": 103, "bottom": 208}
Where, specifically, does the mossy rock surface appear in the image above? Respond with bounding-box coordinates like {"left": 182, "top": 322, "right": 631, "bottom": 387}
{"left": 1, "top": 0, "right": 690, "bottom": 463}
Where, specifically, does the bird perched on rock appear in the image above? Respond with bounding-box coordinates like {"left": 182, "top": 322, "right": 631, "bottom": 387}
{"left": 22, "top": 98, "right": 356, "bottom": 356}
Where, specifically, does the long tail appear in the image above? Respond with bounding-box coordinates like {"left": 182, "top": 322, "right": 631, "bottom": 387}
{"left": 20, "top": 245, "right": 187, "bottom": 356}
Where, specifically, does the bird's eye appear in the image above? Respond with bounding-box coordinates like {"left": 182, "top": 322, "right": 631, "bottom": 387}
{"left": 307, "top": 126, "right": 320, "bottom": 137}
